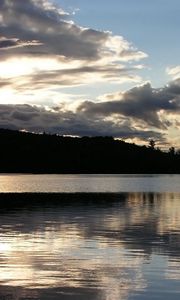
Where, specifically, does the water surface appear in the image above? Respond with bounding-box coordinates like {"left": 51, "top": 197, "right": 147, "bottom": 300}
{"left": 0, "top": 174, "right": 179, "bottom": 192}
{"left": 0, "top": 175, "right": 180, "bottom": 299}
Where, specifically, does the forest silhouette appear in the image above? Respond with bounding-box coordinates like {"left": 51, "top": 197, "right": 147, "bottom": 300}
{"left": 0, "top": 128, "right": 179, "bottom": 173}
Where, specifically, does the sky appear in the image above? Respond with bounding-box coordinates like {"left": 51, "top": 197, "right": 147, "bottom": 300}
{"left": 0, "top": 0, "right": 180, "bottom": 148}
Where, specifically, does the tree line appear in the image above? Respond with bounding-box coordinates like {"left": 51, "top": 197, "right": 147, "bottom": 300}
{"left": 0, "top": 128, "right": 179, "bottom": 173}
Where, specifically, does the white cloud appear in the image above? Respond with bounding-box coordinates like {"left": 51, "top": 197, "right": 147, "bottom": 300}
{"left": 166, "top": 66, "right": 180, "bottom": 80}
{"left": 0, "top": 0, "right": 147, "bottom": 102}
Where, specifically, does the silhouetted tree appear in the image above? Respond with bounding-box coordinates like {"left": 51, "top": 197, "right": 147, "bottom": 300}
{"left": 156, "top": 147, "right": 162, "bottom": 152}
{"left": 149, "top": 139, "right": 155, "bottom": 149}
{"left": 169, "top": 147, "right": 175, "bottom": 155}
{"left": 176, "top": 149, "right": 180, "bottom": 156}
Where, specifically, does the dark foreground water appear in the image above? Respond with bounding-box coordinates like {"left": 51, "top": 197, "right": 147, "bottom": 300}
{"left": 0, "top": 175, "right": 180, "bottom": 300}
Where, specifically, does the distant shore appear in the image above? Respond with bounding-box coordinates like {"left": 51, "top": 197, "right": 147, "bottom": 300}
{"left": 0, "top": 129, "right": 180, "bottom": 174}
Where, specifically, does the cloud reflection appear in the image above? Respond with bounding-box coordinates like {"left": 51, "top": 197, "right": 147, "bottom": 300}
{"left": 0, "top": 192, "right": 180, "bottom": 299}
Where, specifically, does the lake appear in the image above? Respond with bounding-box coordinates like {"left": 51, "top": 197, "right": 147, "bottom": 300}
{"left": 0, "top": 174, "right": 180, "bottom": 193}
{"left": 0, "top": 174, "right": 180, "bottom": 300}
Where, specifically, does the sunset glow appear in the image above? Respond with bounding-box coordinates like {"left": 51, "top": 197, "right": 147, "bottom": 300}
{"left": 0, "top": 0, "right": 179, "bottom": 147}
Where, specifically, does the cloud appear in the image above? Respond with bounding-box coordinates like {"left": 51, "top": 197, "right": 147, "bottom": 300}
{"left": 0, "top": 0, "right": 146, "bottom": 61}
{"left": 0, "top": 104, "right": 164, "bottom": 143}
{"left": 0, "top": 79, "right": 10, "bottom": 87}
{"left": 11, "top": 65, "right": 142, "bottom": 92}
{"left": 166, "top": 66, "right": 180, "bottom": 80}
{"left": 0, "top": 78, "right": 179, "bottom": 146}
{"left": 0, "top": 0, "right": 179, "bottom": 147}
{"left": 0, "top": 37, "right": 41, "bottom": 50}
{"left": 77, "top": 81, "right": 180, "bottom": 129}
{"left": 0, "top": 0, "right": 147, "bottom": 91}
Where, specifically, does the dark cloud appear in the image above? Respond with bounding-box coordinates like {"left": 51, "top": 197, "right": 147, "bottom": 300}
{"left": 165, "top": 78, "right": 180, "bottom": 95}
{"left": 0, "top": 0, "right": 147, "bottom": 94}
{"left": 77, "top": 81, "right": 180, "bottom": 129}
{"left": 0, "top": 0, "right": 111, "bottom": 60}
{"left": 0, "top": 79, "right": 179, "bottom": 145}
{"left": 0, "top": 37, "right": 40, "bottom": 49}
{"left": 0, "top": 104, "right": 164, "bottom": 143}
{"left": 0, "top": 0, "right": 146, "bottom": 62}
{"left": 0, "top": 38, "right": 20, "bottom": 49}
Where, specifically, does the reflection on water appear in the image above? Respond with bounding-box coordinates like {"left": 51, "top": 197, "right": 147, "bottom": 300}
{"left": 0, "top": 193, "right": 180, "bottom": 299}
{"left": 0, "top": 174, "right": 180, "bottom": 192}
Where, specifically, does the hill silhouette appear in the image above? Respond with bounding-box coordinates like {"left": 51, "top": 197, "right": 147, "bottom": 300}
{"left": 0, "top": 128, "right": 179, "bottom": 174}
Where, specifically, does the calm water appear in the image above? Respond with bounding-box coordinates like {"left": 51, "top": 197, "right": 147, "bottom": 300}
{"left": 0, "top": 174, "right": 180, "bottom": 192}
{"left": 0, "top": 175, "right": 180, "bottom": 300}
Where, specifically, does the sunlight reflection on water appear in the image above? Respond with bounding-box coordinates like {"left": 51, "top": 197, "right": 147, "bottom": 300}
{"left": 0, "top": 174, "right": 180, "bottom": 192}
{"left": 0, "top": 191, "right": 180, "bottom": 299}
